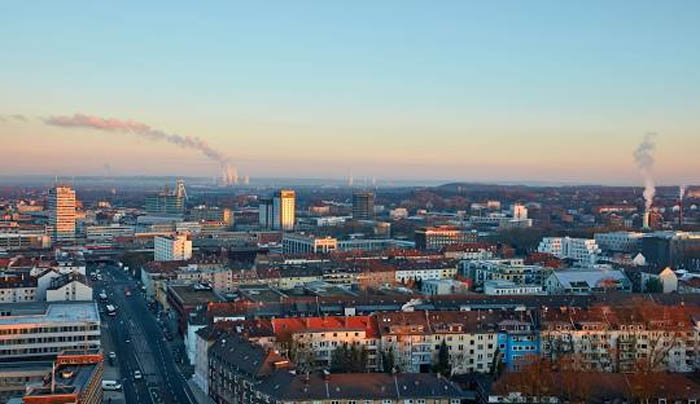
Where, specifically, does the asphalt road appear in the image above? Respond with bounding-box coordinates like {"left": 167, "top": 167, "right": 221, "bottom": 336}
{"left": 93, "top": 264, "right": 196, "bottom": 404}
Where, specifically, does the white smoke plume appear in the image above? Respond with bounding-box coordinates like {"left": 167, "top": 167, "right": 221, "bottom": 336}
{"left": 44, "top": 113, "right": 231, "bottom": 165}
{"left": 633, "top": 133, "right": 657, "bottom": 211}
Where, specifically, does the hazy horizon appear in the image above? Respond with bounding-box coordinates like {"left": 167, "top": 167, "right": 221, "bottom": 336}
{"left": 2, "top": 2, "right": 700, "bottom": 184}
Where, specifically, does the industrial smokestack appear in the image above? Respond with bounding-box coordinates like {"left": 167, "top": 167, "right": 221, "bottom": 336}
{"left": 643, "top": 211, "right": 650, "bottom": 230}
{"left": 680, "top": 184, "right": 687, "bottom": 227}
{"left": 634, "top": 133, "right": 657, "bottom": 229}
{"left": 221, "top": 164, "right": 238, "bottom": 186}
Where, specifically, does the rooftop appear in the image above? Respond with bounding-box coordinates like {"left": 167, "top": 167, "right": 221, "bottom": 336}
{"left": 0, "top": 301, "right": 99, "bottom": 326}
{"left": 258, "top": 371, "right": 470, "bottom": 401}
{"left": 168, "top": 284, "right": 225, "bottom": 307}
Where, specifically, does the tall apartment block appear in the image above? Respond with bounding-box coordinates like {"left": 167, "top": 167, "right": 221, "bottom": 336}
{"left": 352, "top": 191, "right": 375, "bottom": 220}
{"left": 48, "top": 185, "right": 76, "bottom": 242}
{"left": 259, "top": 190, "right": 295, "bottom": 231}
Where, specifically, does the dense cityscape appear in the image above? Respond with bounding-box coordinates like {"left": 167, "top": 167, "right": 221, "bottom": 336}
{"left": 0, "top": 174, "right": 699, "bottom": 403}
{"left": 3, "top": 2, "right": 700, "bottom": 403}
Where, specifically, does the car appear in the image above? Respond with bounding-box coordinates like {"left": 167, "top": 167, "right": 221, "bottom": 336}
{"left": 108, "top": 351, "right": 116, "bottom": 360}
{"left": 125, "top": 337, "right": 131, "bottom": 344}
{"left": 133, "top": 370, "right": 142, "bottom": 380}
{"left": 102, "top": 380, "right": 123, "bottom": 391}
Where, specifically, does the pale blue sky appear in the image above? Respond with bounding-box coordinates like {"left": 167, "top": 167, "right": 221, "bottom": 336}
{"left": 1, "top": 1, "right": 699, "bottom": 184}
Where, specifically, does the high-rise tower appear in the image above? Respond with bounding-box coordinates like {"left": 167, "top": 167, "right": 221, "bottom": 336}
{"left": 48, "top": 185, "right": 76, "bottom": 242}
{"left": 352, "top": 191, "right": 375, "bottom": 221}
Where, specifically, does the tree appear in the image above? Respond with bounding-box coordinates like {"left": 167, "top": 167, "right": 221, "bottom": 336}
{"left": 491, "top": 348, "right": 505, "bottom": 376}
{"left": 288, "top": 340, "right": 315, "bottom": 373}
{"left": 432, "top": 340, "right": 451, "bottom": 377}
{"left": 381, "top": 347, "right": 396, "bottom": 374}
{"left": 119, "top": 251, "right": 151, "bottom": 275}
{"left": 331, "top": 343, "right": 368, "bottom": 373}
{"left": 331, "top": 344, "right": 349, "bottom": 373}
{"left": 644, "top": 277, "right": 663, "bottom": 293}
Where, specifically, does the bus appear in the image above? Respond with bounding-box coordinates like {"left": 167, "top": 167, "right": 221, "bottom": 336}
{"left": 106, "top": 305, "right": 117, "bottom": 316}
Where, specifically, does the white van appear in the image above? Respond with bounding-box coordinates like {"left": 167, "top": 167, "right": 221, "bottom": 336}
{"left": 102, "top": 380, "right": 122, "bottom": 391}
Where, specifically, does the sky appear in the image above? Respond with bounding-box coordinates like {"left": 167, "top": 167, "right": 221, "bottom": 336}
{"left": 1, "top": 1, "right": 699, "bottom": 185}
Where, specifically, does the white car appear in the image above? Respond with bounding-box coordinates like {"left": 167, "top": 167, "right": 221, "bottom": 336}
{"left": 102, "top": 380, "right": 122, "bottom": 391}
{"left": 133, "top": 370, "right": 143, "bottom": 380}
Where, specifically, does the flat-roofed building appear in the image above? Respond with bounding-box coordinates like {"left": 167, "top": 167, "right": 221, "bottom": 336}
{"left": 48, "top": 186, "right": 76, "bottom": 243}
{"left": 20, "top": 351, "right": 103, "bottom": 404}
{"left": 415, "top": 226, "right": 477, "bottom": 250}
{"left": 0, "top": 361, "right": 52, "bottom": 401}
{"left": 0, "top": 232, "right": 50, "bottom": 250}
{"left": 283, "top": 233, "right": 337, "bottom": 254}
{"left": 0, "top": 302, "right": 100, "bottom": 361}
{"left": 84, "top": 224, "right": 134, "bottom": 241}
{"left": 154, "top": 233, "right": 192, "bottom": 261}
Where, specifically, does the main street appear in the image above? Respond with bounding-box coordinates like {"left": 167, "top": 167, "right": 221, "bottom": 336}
{"left": 93, "top": 263, "right": 197, "bottom": 404}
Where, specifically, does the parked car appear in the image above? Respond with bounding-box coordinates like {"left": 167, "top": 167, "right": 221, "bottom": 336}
{"left": 133, "top": 370, "right": 142, "bottom": 380}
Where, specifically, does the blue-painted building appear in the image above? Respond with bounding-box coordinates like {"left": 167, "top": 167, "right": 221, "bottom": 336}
{"left": 497, "top": 318, "right": 539, "bottom": 370}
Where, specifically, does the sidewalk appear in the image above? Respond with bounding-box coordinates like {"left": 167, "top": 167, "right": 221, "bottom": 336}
{"left": 187, "top": 379, "right": 215, "bottom": 404}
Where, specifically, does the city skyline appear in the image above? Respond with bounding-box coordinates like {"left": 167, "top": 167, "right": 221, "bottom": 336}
{"left": 2, "top": 1, "right": 700, "bottom": 185}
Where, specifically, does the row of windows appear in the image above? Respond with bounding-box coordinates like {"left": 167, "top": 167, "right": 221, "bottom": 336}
{"left": 0, "top": 342, "right": 99, "bottom": 356}
{"left": 0, "top": 325, "right": 98, "bottom": 335}
{"left": 0, "top": 334, "right": 100, "bottom": 345}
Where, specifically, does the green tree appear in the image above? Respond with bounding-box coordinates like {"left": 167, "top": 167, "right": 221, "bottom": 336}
{"left": 332, "top": 343, "right": 369, "bottom": 373}
{"left": 382, "top": 347, "right": 396, "bottom": 374}
{"left": 491, "top": 348, "right": 505, "bottom": 376}
{"left": 331, "top": 344, "right": 349, "bottom": 373}
{"left": 644, "top": 277, "right": 663, "bottom": 293}
{"left": 433, "top": 340, "right": 451, "bottom": 377}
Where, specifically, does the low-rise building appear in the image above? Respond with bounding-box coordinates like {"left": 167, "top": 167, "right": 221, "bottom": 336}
{"left": 18, "top": 351, "right": 104, "bottom": 404}
{"left": 544, "top": 269, "right": 630, "bottom": 294}
{"left": 166, "top": 283, "right": 225, "bottom": 334}
{"left": 45, "top": 273, "right": 92, "bottom": 302}
{"left": 154, "top": 233, "right": 192, "bottom": 261}
{"left": 537, "top": 237, "right": 601, "bottom": 266}
{"left": 594, "top": 231, "right": 644, "bottom": 253}
{"left": 271, "top": 316, "right": 379, "bottom": 371}
{"left": 460, "top": 259, "right": 545, "bottom": 289}
{"left": 540, "top": 303, "right": 695, "bottom": 373}
{"left": 376, "top": 311, "right": 501, "bottom": 374}
{"left": 0, "top": 231, "right": 50, "bottom": 250}
{"left": 484, "top": 280, "right": 543, "bottom": 296}
{"left": 84, "top": 224, "right": 135, "bottom": 241}
{"left": 496, "top": 317, "right": 539, "bottom": 370}
{"left": 415, "top": 226, "right": 477, "bottom": 250}
{"left": 283, "top": 233, "right": 338, "bottom": 254}
{"left": 421, "top": 279, "right": 468, "bottom": 296}
{"left": 0, "top": 272, "right": 37, "bottom": 303}
{"left": 395, "top": 260, "right": 458, "bottom": 283}
{"left": 639, "top": 266, "right": 678, "bottom": 293}
{"left": 0, "top": 301, "right": 100, "bottom": 361}
{"left": 208, "top": 334, "right": 470, "bottom": 404}
{"left": 489, "top": 372, "right": 700, "bottom": 403}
